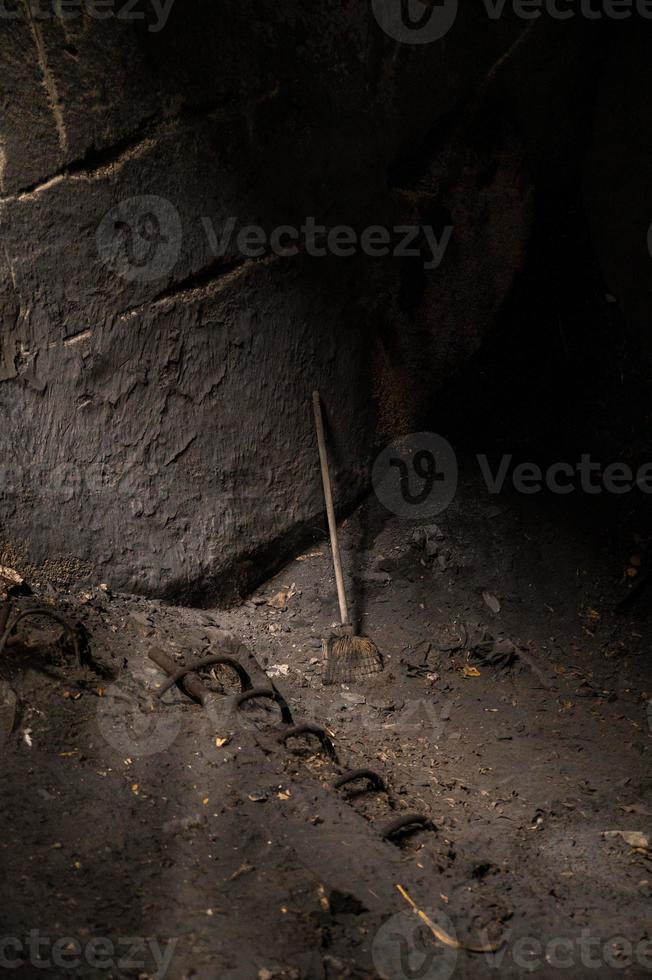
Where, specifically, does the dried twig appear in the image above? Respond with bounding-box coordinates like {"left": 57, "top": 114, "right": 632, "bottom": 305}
{"left": 396, "top": 883, "right": 504, "bottom": 954}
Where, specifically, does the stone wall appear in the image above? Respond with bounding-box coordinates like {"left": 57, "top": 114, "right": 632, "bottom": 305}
{"left": 0, "top": 4, "right": 612, "bottom": 600}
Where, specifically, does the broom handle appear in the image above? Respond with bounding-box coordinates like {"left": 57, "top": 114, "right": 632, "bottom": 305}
{"left": 313, "top": 391, "right": 350, "bottom": 627}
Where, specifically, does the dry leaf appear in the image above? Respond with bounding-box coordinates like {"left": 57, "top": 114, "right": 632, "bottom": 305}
{"left": 317, "top": 884, "right": 330, "bottom": 910}
{"left": 267, "top": 591, "right": 288, "bottom": 609}
{"left": 482, "top": 592, "right": 501, "bottom": 614}
{"left": 603, "top": 830, "right": 649, "bottom": 850}
{"left": 0, "top": 565, "right": 23, "bottom": 589}
{"left": 397, "top": 884, "right": 503, "bottom": 954}
{"left": 229, "top": 860, "right": 254, "bottom": 881}
{"left": 618, "top": 804, "right": 652, "bottom": 817}
{"left": 463, "top": 666, "right": 481, "bottom": 678}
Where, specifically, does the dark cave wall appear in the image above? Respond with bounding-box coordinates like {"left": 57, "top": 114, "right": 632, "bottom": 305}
{"left": 583, "top": 32, "right": 652, "bottom": 355}
{"left": 0, "top": 4, "right": 625, "bottom": 599}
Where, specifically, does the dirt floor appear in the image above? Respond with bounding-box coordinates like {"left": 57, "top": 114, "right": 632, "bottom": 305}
{"left": 1, "top": 461, "right": 652, "bottom": 979}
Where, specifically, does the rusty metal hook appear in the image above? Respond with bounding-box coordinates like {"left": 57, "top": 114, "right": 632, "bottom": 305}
{"left": 0, "top": 606, "right": 81, "bottom": 664}
{"left": 279, "top": 723, "right": 337, "bottom": 760}
{"left": 235, "top": 687, "right": 294, "bottom": 725}
{"left": 155, "top": 655, "right": 252, "bottom": 699}
{"left": 381, "top": 812, "right": 434, "bottom": 842}
{"left": 334, "top": 768, "right": 386, "bottom": 793}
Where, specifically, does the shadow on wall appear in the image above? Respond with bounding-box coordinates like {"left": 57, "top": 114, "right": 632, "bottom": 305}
{"left": 0, "top": 7, "right": 643, "bottom": 602}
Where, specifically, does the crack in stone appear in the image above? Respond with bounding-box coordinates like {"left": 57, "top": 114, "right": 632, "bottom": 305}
{"left": 477, "top": 21, "right": 538, "bottom": 96}
{"left": 1, "top": 133, "right": 158, "bottom": 204}
{"left": 0, "top": 85, "right": 276, "bottom": 204}
{"left": 116, "top": 254, "right": 281, "bottom": 322}
{"left": 24, "top": 1, "right": 69, "bottom": 156}
{"left": 62, "top": 329, "right": 92, "bottom": 348}
{"left": 164, "top": 434, "right": 198, "bottom": 467}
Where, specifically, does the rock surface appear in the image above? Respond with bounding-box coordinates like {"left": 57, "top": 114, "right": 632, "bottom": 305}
{"left": 0, "top": 8, "right": 623, "bottom": 598}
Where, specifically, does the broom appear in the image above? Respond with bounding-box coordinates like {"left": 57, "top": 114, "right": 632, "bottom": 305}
{"left": 312, "top": 391, "right": 383, "bottom": 685}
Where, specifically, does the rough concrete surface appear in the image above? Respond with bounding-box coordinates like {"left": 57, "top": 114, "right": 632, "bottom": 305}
{"left": 0, "top": 9, "right": 634, "bottom": 598}
{"left": 1, "top": 470, "right": 650, "bottom": 978}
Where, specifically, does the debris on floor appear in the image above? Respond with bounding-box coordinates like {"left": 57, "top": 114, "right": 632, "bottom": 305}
{"left": 1, "top": 482, "right": 651, "bottom": 977}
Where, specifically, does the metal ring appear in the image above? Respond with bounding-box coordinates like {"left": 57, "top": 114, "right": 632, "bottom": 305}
{"left": 235, "top": 687, "right": 294, "bottom": 725}
{"left": 0, "top": 607, "right": 80, "bottom": 664}
{"left": 333, "top": 768, "right": 386, "bottom": 793}
{"left": 155, "top": 655, "right": 252, "bottom": 699}
{"left": 279, "top": 723, "right": 337, "bottom": 760}
{"left": 381, "top": 813, "right": 433, "bottom": 841}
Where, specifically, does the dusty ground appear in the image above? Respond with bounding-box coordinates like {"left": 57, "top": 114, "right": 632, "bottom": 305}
{"left": 1, "top": 463, "right": 651, "bottom": 979}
